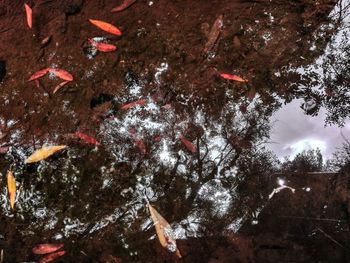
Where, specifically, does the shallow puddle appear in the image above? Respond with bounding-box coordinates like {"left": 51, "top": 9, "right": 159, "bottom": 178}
{"left": 0, "top": 0, "right": 349, "bottom": 262}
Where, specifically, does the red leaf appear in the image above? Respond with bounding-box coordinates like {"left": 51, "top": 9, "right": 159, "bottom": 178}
{"left": 111, "top": 0, "right": 136, "bottom": 12}
{"left": 38, "top": 251, "right": 65, "bottom": 263}
{"left": 121, "top": 99, "right": 147, "bottom": 110}
{"left": 220, "top": 73, "right": 248, "bottom": 83}
{"left": 180, "top": 135, "right": 197, "bottom": 153}
{"left": 32, "top": 243, "right": 64, "bottom": 255}
{"left": 73, "top": 132, "right": 100, "bottom": 146}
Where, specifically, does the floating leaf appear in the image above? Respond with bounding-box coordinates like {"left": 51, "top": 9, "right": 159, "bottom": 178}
{"left": 220, "top": 73, "right": 248, "bottom": 83}
{"left": 111, "top": 0, "right": 136, "bottom": 12}
{"left": 89, "top": 19, "right": 122, "bottom": 36}
{"left": 24, "top": 3, "right": 32, "bottom": 28}
{"left": 121, "top": 99, "right": 147, "bottom": 110}
{"left": 72, "top": 132, "right": 100, "bottom": 146}
{"left": 148, "top": 204, "right": 182, "bottom": 258}
{"left": 25, "top": 145, "right": 67, "bottom": 164}
{"left": 7, "top": 170, "right": 16, "bottom": 210}
{"left": 180, "top": 135, "right": 197, "bottom": 153}
{"left": 88, "top": 39, "right": 117, "bottom": 52}
{"left": 32, "top": 243, "right": 64, "bottom": 255}
{"left": 38, "top": 251, "right": 65, "bottom": 263}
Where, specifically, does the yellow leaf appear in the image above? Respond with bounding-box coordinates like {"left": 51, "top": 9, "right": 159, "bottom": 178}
{"left": 25, "top": 145, "right": 67, "bottom": 164}
{"left": 148, "top": 203, "right": 182, "bottom": 258}
{"left": 7, "top": 170, "right": 16, "bottom": 210}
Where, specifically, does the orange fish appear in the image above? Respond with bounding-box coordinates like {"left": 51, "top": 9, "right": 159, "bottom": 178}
{"left": 49, "top": 68, "right": 73, "bottom": 81}
{"left": 134, "top": 139, "right": 146, "bottom": 154}
{"left": 89, "top": 19, "right": 122, "bottom": 36}
{"left": 73, "top": 132, "right": 100, "bottom": 146}
{"left": 111, "top": 0, "right": 136, "bottom": 12}
{"left": 24, "top": 3, "right": 32, "bottom": 28}
{"left": 88, "top": 39, "right": 117, "bottom": 52}
{"left": 121, "top": 99, "right": 147, "bottom": 110}
{"left": 28, "top": 68, "right": 50, "bottom": 81}
{"left": 220, "top": 73, "right": 248, "bottom": 83}
{"left": 180, "top": 135, "right": 197, "bottom": 153}
{"left": 7, "top": 170, "right": 16, "bottom": 210}
{"left": 38, "top": 251, "right": 65, "bottom": 263}
{"left": 32, "top": 244, "right": 64, "bottom": 255}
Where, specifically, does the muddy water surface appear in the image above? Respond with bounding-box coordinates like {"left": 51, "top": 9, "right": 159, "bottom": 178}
{"left": 0, "top": 0, "right": 349, "bottom": 262}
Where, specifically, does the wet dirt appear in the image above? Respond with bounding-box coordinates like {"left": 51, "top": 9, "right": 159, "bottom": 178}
{"left": 0, "top": 0, "right": 349, "bottom": 262}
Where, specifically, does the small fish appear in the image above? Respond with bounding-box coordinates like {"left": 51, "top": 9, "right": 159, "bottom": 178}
{"left": 49, "top": 68, "right": 73, "bottom": 81}
{"left": 25, "top": 145, "right": 67, "bottom": 164}
{"left": 32, "top": 243, "right": 64, "bottom": 255}
{"left": 111, "top": 0, "right": 136, "bottom": 12}
{"left": 89, "top": 19, "right": 122, "bottom": 36}
{"left": 28, "top": 68, "right": 50, "bottom": 81}
{"left": 134, "top": 139, "right": 146, "bottom": 154}
{"left": 38, "top": 251, "right": 65, "bottom": 263}
{"left": 7, "top": 170, "right": 16, "bottom": 210}
{"left": 53, "top": 80, "right": 70, "bottom": 94}
{"left": 121, "top": 99, "right": 147, "bottom": 110}
{"left": 220, "top": 73, "right": 248, "bottom": 83}
{"left": 180, "top": 135, "right": 197, "bottom": 153}
{"left": 148, "top": 204, "right": 182, "bottom": 258}
{"left": 73, "top": 132, "right": 100, "bottom": 146}
{"left": 88, "top": 39, "right": 117, "bottom": 52}
{"left": 24, "top": 3, "right": 32, "bottom": 29}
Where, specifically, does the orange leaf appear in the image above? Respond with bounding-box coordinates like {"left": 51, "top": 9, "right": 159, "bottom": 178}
{"left": 220, "top": 73, "right": 248, "bottom": 83}
{"left": 53, "top": 80, "right": 70, "bottom": 94}
{"left": 24, "top": 3, "right": 32, "bottom": 28}
{"left": 28, "top": 68, "right": 50, "bottom": 81}
{"left": 38, "top": 251, "right": 65, "bottom": 263}
{"left": 148, "top": 203, "right": 182, "bottom": 258}
{"left": 121, "top": 99, "right": 147, "bottom": 110}
{"left": 32, "top": 243, "right": 64, "bottom": 255}
{"left": 88, "top": 39, "right": 117, "bottom": 52}
{"left": 48, "top": 68, "right": 73, "bottom": 81}
{"left": 89, "top": 19, "right": 122, "bottom": 36}
{"left": 7, "top": 170, "right": 16, "bottom": 210}
{"left": 25, "top": 145, "right": 67, "bottom": 164}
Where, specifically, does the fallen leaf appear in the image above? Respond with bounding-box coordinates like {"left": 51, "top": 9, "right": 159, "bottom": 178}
{"left": 88, "top": 39, "right": 117, "bottom": 52}
{"left": 7, "top": 170, "right": 16, "bottom": 210}
{"left": 25, "top": 145, "right": 67, "bottom": 164}
{"left": 111, "top": 0, "right": 136, "bottom": 12}
{"left": 204, "top": 14, "right": 223, "bottom": 53}
{"left": 24, "top": 3, "right": 32, "bottom": 28}
{"left": 220, "top": 73, "right": 248, "bottom": 83}
{"left": 28, "top": 68, "right": 50, "bottom": 81}
{"left": 32, "top": 243, "right": 64, "bottom": 255}
{"left": 73, "top": 132, "right": 100, "bottom": 146}
{"left": 38, "top": 251, "right": 65, "bottom": 263}
{"left": 180, "top": 135, "right": 197, "bottom": 153}
{"left": 121, "top": 99, "right": 147, "bottom": 110}
{"left": 89, "top": 19, "right": 122, "bottom": 36}
{"left": 49, "top": 68, "right": 73, "bottom": 81}
{"left": 134, "top": 139, "right": 146, "bottom": 154}
{"left": 0, "top": 146, "right": 9, "bottom": 154}
{"left": 52, "top": 80, "right": 70, "bottom": 94}
{"left": 41, "top": 35, "right": 52, "bottom": 47}
{"left": 148, "top": 203, "right": 182, "bottom": 258}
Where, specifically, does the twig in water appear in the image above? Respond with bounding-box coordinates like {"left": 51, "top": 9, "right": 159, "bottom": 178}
{"left": 317, "top": 227, "right": 348, "bottom": 250}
